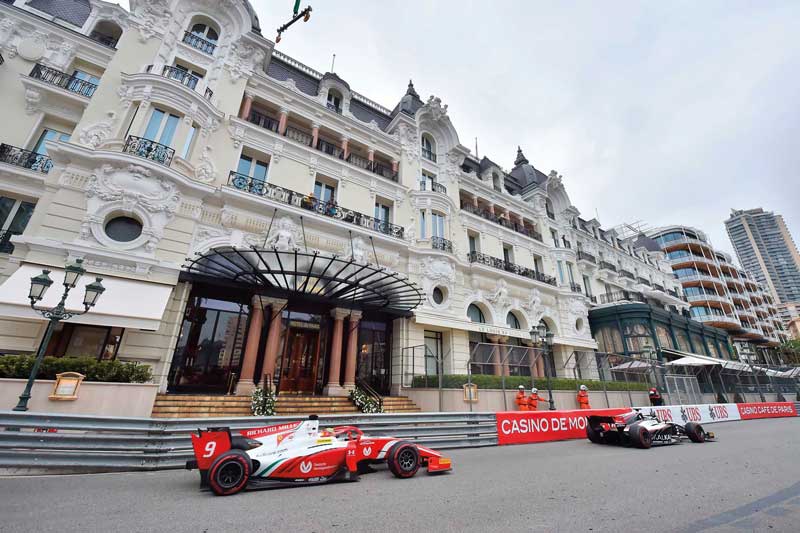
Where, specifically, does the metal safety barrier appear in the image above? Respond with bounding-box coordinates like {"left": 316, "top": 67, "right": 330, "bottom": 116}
{"left": 0, "top": 411, "right": 498, "bottom": 472}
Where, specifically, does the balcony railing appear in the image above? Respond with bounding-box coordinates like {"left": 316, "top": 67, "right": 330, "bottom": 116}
{"left": 0, "top": 229, "right": 22, "bottom": 254}
{"left": 653, "top": 283, "right": 665, "bottom": 292}
{"left": 285, "top": 126, "right": 313, "bottom": 146}
{"left": 123, "top": 136, "right": 174, "bottom": 167}
{"left": 577, "top": 251, "right": 596, "bottom": 264}
{"left": 460, "top": 203, "right": 542, "bottom": 242}
{"left": 159, "top": 65, "right": 199, "bottom": 90}
{"left": 637, "top": 277, "right": 651, "bottom": 287}
{"left": 248, "top": 110, "right": 279, "bottom": 132}
{"left": 0, "top": 144, "right": 53, "bottom": 173}
{"left": 182, "top": 31, "right": 216, "bottom": 55}
{"left": 599, "top": 260, "right": 617, "bottom": 272}
{"left": 562, "top": 239, "right": 572, "bottom": 249}
{"left": 419, "top": 180, "right": 447, "bottom": 194}
{"left": 569, "top": 283, "right": 583, "bottom": 294}
{"left": 598, "top": 291, "right": 646, "bottom": 305}
{"left": 546, "top": 209, "right": 556, "bottom": 220}
{"left": 227, "top": 171, "right": 405, "bottom": 239}
{"left": 347, "top": 152, "right": 372, "bottom": 171}
{"left": 467, "top": 251, "right": 557, "bottom": 286}
{"left": 619, "top": 269, "right": 635, "bottom": 280}
{"left": 89, "top": 32, "right": 118, "bottom": 48}
{"left": 431, "top": 236, "right": 453, "bottom": 253}
{"left": 30, "top": 64, "right": 97, "bottom": 98}
{"left": 422, "top": 148, "right": 437, "bottom": 162}
{"left": 326, "top": 102, "right": 342, "bottom": 114}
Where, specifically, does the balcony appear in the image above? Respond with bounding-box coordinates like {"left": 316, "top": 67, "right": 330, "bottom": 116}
{"left": 668, "top": 254, "right": 718, "bottom": 269}
{"left": 419, "top": 180, "right": 447, "bottom": 195}
{"left": 422, "top": 147, "right": 437, "bottom": 162}
{"left": 30, "top": 64, "right": 97, "bottom": 98}
{"left": 685, "top": 293, "right": 731, "bottom": 306}
{"left": 467, "top": 251, "right": 557, "bottom": 286}
{"left": 248, "top": 110, "right": 279, "bottom": 132}
{"left": 460, "top": 204, "right": 543, "bottom": 242}
{"left": 431, "top": 236, "right": 453, "bottom": 253}
{"left": 577, "top": 251, "right": 596, "bottom": 264}
{"left": 89, "top": 32, "right": 118, "bottom": 48}
{"left": 326, "top": 102, "right": 342, "bottom": 114}
{"left": 0, "top": 144, "right": 52, "bottom": 173}
{"left": 653, "top": 283, "right": 665, "bottom": 292}
{"left": 227, "top": 171, "right": 405, "bottom": 239}
{"left": 123, "top": 136, "right": 174, "bottom": 167}
{"left": 599, "top": 261, "right": 617, "bottom": 273}
{"left": 598, "top": 291, "right": 646, "bottom": 305}
{"left": 619, "top": 269, "right": 635, "bottom": 280}
{"left": 182, "top": 31, "right": 216, "bottom": 55}
{"left": 148, "top": 65, "right": 213, "bottom": 101}
{"left": 569, "top": 282, "right": 583, "bottom": 294}
{"left": 637, "top": 277, "right": 651, "bottom": 287}
{"left": 677, "top": 273, "right": 725, "bottom": 286}
{"left": 0, "top": 229, "right": 22, "bottom": 254}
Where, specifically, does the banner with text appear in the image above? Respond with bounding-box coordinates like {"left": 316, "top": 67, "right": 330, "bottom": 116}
{"left": 634, "top": 404, "right": 741, "bottom": 425}
{"left": 737, "top": 402, "right": 797, "bottom": 420}
{"left": 496, "top": 408, "right": 631, "bottom": 446}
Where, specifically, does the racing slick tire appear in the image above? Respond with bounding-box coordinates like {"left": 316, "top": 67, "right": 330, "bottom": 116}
{"left": 387, "top": 441, "right": 420, "bottom": 479}
{"left": 208, "top": 450, "right": 251, "bottom": 496}
{"left": 685, "top": 422, "right": 706, "bottom": 443}
{"left": 629, "top": 423, "right": 652, "bottom": 449}
{"left": 586, "top": 422, "right": 605, "bottom": 444}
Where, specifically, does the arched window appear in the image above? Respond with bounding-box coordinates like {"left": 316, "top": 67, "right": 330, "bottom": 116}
{"left": 506, "top": 312, "right": 521, "bottom": 330}
{"left": 545, "top": 198, "right": 555, "bottom": 219}
{"left": 421, "top": 134, "right": 436, "bottom": 162}
{"left": 492, "top": 172, "right": 502, "bottom": 192}
{"left": 89, "top": 20, "right": 123, "bottom": 47}
{"left": 185, "top": 17, "right": 221, "bottom": 54}
{"left": 190, "top": 22, "right": 219, "bottom": 42}
{"left": 326, "top": 89, "right": 342, "bottom": 113}
{"left": 467, "top": 304, "right": 485, "bottom": 323}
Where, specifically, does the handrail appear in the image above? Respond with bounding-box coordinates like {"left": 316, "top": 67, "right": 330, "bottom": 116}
{"left": 182, "top": 31, "right": 216, "bottom": 55}
{"left": 123, "top": 136, "right": 175, "bottom": 167}
{"left": 355, "top": 377, "right": 383, "bottom": 412}
{"left": 468, "top": 251, "right": 557, "bottom": 286}
{"left": 30, "top": 63, "right": 97, "bottom": 98}
{"left": 0, "top": 143, "right": 53, "bottom": 173}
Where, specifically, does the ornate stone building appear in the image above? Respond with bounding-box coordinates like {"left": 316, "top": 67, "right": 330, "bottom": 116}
{"left": 0, "top": 0, "right": 687, "bottom": 406}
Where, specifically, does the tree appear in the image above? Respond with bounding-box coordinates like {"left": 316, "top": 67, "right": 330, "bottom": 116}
{"left": 779, "top": 340, "right": 800, "bottom": 365}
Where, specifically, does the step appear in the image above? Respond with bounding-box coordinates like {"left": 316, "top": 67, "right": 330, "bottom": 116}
{"left": 275, "top": 407, "right": 359, "bottom": 414}
{"left": 151, "top": 406, "right": 253, "bottom": 414}
{"left": 154, "top": 396, "right": 251, "bottom": 403}
{"left": 275, "top": 397, "right": 354, "bottom": 403}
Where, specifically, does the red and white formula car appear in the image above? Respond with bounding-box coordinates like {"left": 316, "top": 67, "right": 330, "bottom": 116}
{"left": 187, "top": 415, "right": 452, "bottom": 495}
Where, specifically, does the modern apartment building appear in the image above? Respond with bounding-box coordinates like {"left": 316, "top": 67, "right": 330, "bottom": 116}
{"left": 725, "top": 208, "right": 800, "bottom": 307}
{"left": 648, "top": 226, "right": 788, "bottom": 360}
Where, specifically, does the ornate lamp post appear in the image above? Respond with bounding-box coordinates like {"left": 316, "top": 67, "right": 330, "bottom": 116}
{"left": 13, "top": 259, "right": 105, "bottom": 411}
{"left": 530, "top": 323, "right": 556, "bottom": 410}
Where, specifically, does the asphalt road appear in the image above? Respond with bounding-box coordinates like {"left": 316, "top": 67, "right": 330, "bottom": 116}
{"left": 0, "top": 417, "right": 798, "bottom": 533}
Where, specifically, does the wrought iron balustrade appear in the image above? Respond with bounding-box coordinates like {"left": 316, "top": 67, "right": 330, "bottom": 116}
{"left": 598, "top": 291, "right": 646, "bottom": 305}
{"left": 123, "top": 136, "right": 174, "bottom": 166}
{"left": 619, "top": 269, "right": 635, "bottom": 280}
{"left": 30, "top": 64, "right": 97, "bottom": 98}
{"left": 419, "top": 180, "right": 447, "bottom": 194}
{"left": 326, "top": 102, "right": 342, "bottom": 114}
{"left": 227, "top": 171, "right": 405, "bottom": 239}
{"left": 569, "top": 283, "right": 583, "bottom": 294}
{"left": 577, "top": 251, "right": 596, "bottom": 264}
{"left": 422, "top": 147, "right": 437, "bottom": 162}
{"left": 467, "top": 251, "right": 557, "bottom": 286}
{"left": 599, "top": 261, "right": 617, "bottom": 272}
{"left": 182, "top": 31, "right": 216, "bottom": 55}
{"left": 431, "top": 236, "right": 453, "bottom": 253}
{"left": 159, "top": 65, "right": 199, "bottom": 90}
{"left": 0, "top": 144, "right": 53, "bottom": 173}
{"left": 637, "top": 277, "right": 651, "bottom": 286}
{"left": 0, "top": 229, "right": 22, "bottom": 254}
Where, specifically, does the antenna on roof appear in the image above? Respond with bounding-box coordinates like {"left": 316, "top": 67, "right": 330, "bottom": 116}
{"left": 474, "top": 137, "right": 479, "bottom": 158}
{"left": 330, "top": 53, "right": 336, "bottom": 73}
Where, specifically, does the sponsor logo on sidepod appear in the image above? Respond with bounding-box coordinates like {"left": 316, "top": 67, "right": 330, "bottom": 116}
{"left": 363, "top": 446, "right": 372, "bottom": 456}
{"left": 300, "top": 461, "right": 312, "bottom": 474}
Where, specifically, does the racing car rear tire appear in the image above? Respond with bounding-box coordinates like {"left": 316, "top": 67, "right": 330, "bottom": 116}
{"left": 387, "top": 441, "right": 420, "bottom": 479}
{"left": 629, "top": 423, "right": 652, "bottom": 449}
{"left": 685, "top": 422, "right": 706, "bottom": 443}
{"left": 208, "top": 450, "right": 251, "bottom": 496}
{"left": 586, "top": 422, "right": 605, "bottom": 444}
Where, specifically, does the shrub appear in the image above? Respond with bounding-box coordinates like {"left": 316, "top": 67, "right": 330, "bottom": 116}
{"left": 349, "top": 387, "right": 383, "bottom": 413}
{"left": 410, "top": 374, "right": 649, "bottom": 392}
{"left": 0, "top": 355, "right": 152, "bottom": 383}
{"left": 251, "top": 386, "right": 276, "bottom": 416}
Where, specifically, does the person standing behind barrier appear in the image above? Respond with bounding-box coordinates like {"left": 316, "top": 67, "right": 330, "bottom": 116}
{"left": 515, "top": 385, "right": 529, "bottom": 411}
{"left": 577, "top": 384, "right": 591, "bottom": 409}
{"left": 527, "top": 387, "right": 541, "bottom": 411}
{"left": 648, "top": 387, "right": 664, "bottom": 406}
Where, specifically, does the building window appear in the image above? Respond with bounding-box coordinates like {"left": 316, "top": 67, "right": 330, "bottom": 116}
{"left": 545, "top": 198, "right": 555, "bottom": 219}
{"left": 557, "top": 260, "right": 565, "bottom": 284}
{"left": 424, "top": 330, "right": 443, "bottom": 376}
{"left": 419, "top": 210, "right": 427, "bottom": 239}
{"left": 431, "top": 212, "right": 445, "bottom": 238}
{"left": 421, "top": 134, "right": 436, "bottom": 162}
{"left": 551, "top": 229, "right": 559, "bottom": 247}
{"left": 503, "top": 244, "right": 514, "bottom": 264}
{"left": 190, "top": 22, "right": 219, "bottom": 43}
{"left": 506, "top": 312, "right": 521, "bottom": 330}
{"left": 468, "top": 232, "right": 478, "bottom": 253}
{"left": 326, "top": 90, "right": 342, "bottom": 113}
{"left": 143, "top": 108, "right": 180, "bottom": 147}
{"left": 374, "top": 201, "right": 391, "bottom": 223}
{"left": 566, "top": 262, "right": 576, "bottom": 284}
{"left": 583, "top": 275, "right": 593, "bottom": 297}
{"left": 104, "top": 216, "right": 143, "bottom": 243}
{"left": 0, "top": 197, "right": 36, "bottom": 254}
{"left": 45, "top": 324, "right": 124, "bottom": 360}
{"left": 181, "top": 125, "right": 198, "bottom": 159}
{"left": 238, "top": 154, "right": 269, "bottom": 183}
{"left": 467, "top": 304, "right": 485, "bottom": 323}
{"left": 432, "top": 287, "right": 445, "bottom": 305}
{"left": 33, "top": 129, "right": 71, "bottom": 155}
{"left": 421, "top": 170, "right": 436, "bottom": 191}
{"left": 313, "top": 181, "right": 335, "bottom": 203}
{"left": 533, "top": 254, "right": 544, "bottom": 273}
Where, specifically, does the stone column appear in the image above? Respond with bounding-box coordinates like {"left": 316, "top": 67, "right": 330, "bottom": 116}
{"left": 472, "top": 195, "right": 479, "bottom": 208}
{"left": 488, "top": 203, "right": 496, "bottom": 216}
{"left": 277, "top": 108, "right": 289, "bottom": 135}
{"left": 260, "top": 298, "right": 287, "bottom": 387}
{"left": 486, "top": 335, "right": 508, "bottom": 376}
{"left": 311, "top": 123, "right": 320, "bottom": 149}
{"left": 342, "top": 311, "right": 362, "bottom": 390}
{"left": 367, "top": 148, "right": 375, "bottom": 163}
{"left": 323, "top": 309, "right": 349, "bottom": 396}
{"left": 341, "top": 136, "right": 349, "bottom": 160}
{"left": 239, "top": 92, "right": 253, "bottom": 120}
{"left": 235, "top": 296, "right": 265, "bottom": 395}
{"left": 391, "top": 159, "right": 398, "bottom": 174}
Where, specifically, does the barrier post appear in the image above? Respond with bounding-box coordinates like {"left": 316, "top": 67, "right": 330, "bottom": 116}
{"left": 597, "top": 353, "right": 610, "bottom": 407}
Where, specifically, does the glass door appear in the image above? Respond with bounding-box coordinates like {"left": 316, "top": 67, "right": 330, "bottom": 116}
{"left": 357, "top": 321, "right": 391, "bottom": 395}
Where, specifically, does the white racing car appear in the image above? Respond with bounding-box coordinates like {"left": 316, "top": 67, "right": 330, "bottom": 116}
{"left": 586, "top": 409, "right": 715, "bottom": 449}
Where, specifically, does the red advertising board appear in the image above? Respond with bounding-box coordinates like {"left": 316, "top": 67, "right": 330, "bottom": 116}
{"left": 496, "top": 408, "right": 631, "bottom": 446}
{"left": 737, "top": 402, "right": 798, "bottom": 420}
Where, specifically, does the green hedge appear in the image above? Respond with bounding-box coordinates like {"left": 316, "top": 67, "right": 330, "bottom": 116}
{"left": 410, "top": 374, "right": 649, "bottom": 392}
{"left": 0, "top": 355, "right": 152, "bottom": 383}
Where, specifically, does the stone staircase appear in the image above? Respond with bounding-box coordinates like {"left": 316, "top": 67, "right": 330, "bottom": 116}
{"left": 150, "top": 394, "right": 252, "bottom": 418}
{"left": 381, "top": 396, "right": 422, "bottom": 413}
{"left": 275, "top": 394, "right": 360, "bottom": 415}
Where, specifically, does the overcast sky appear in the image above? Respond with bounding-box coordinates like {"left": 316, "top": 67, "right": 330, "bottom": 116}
{"left": 125, "top": 1, "right": 800, "bottom": 258}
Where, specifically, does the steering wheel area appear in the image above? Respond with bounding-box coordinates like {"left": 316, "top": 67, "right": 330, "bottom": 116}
{"left": 332, "top": 426, "right": 363, "bottom": 441}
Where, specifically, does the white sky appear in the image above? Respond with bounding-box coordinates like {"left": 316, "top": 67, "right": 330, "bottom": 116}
{"left": 123, "top": 1, "right": 800, "bottom": 258}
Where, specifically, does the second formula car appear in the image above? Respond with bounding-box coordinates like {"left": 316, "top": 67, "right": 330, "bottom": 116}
{"left": 586, "top": 409, "right": 715, "bottom": 449}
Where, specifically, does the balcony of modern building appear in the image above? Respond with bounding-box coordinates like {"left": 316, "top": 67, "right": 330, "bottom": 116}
{"left": 685, "top": 292, "right": 733, "bottom": 310}
{"left": 240, "top": 99, "right": 399, "bottom": 183}
{"left": 690, "top": 310, "right": 742, "bottom": 330}
{"left": 467, "top": 251, "right": 557, "bottom": 287}
{"left": 722, "top": 273, "right": 746, "bottom": 290}
{"left": 225, "top": 171, "right": 405, "bottom": 240}
{"left": 666, "top": 250, "right": 721, "bottom": 272}
{"left": 459, "top": 194, "right": 543, "bottom": 243}
{"left": 675, "top": 266, "right": 727, "bottom": 291}
{"left": 734, "top": 305, "right": 757, "bottom": 321}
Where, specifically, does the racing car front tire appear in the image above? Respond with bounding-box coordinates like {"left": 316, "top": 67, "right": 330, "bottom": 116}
{"left": 208, "top": 450, "right": 251, "bottom": 496}
{"left": 629, "top": 423, "right": 652, "bottom": 449}
{"left": 387, "top": 441, "right": 420, "bottom": 479}
{"left": 685, "top": 422, "right": 706, "bottom": 443}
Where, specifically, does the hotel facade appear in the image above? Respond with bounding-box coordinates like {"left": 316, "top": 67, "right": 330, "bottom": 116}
{"left": 0, "top": 0, "right": 730, "bottom": 409}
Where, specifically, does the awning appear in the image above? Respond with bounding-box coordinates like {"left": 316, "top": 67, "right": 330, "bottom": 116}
{"left": 413, "top": 311, "right": 532, "bottom": 340}
{"left": 661, "top": 349, "right": 752, "bottom": 372}
{"left": 773, "top": 367, "right": 800, "bottom": 379}
{"left": 185, "top": 247, "right": 423, "bottom": 316}
{"left": 665, "top": 355, "right": 712, "bottom": 367}
{"left": 610, "top": 360, "right": 655, "bottom": 373}
{"left": 0, "top": 264, "right": 173, "bottom": 330}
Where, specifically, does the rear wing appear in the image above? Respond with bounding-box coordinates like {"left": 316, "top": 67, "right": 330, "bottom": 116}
{"left": 190, "top": 427, "right": 232, "bottom": 471}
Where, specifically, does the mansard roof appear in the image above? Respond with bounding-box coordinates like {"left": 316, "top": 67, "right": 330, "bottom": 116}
{"left": 26, "top": 0, "right": 91, "bottom": 27}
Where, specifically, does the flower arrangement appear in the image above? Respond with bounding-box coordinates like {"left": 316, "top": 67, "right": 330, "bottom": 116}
{"left": 251, "top": 386, "right": 277, "bottom": 416}
{"left": 349, "top": 387, "right": 383, "bottom": 413}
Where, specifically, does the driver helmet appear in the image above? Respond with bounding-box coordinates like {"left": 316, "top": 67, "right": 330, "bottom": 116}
{"left": 518, "top": 385, "right": 525, "bottom": 390}
{"left": 579, "top": 384, "right": 588, "bottom": 391}
{"left": 649, "top": 387, "right": 658, "bottom": 394}
{"left": 531, "top": 387, "right": 538, "bottom": 394}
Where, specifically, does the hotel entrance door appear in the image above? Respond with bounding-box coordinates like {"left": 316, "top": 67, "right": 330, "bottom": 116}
{"left": 279, "top": 322, "right": 321, "bottom": 393}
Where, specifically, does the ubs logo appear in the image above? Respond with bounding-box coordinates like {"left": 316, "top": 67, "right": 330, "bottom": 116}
{"left": 363, "top": 446, "right": 372, "bottom": 456}
{"left": 300, "top": 461, "right": 313, "bottom": 474}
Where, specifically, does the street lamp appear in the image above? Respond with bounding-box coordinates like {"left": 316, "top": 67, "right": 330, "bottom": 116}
{"left": 13, "top": 259, "right": 105, "bottom": 411}
{"left": 530, "top": 323, "right": 556, "bottom": 410}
